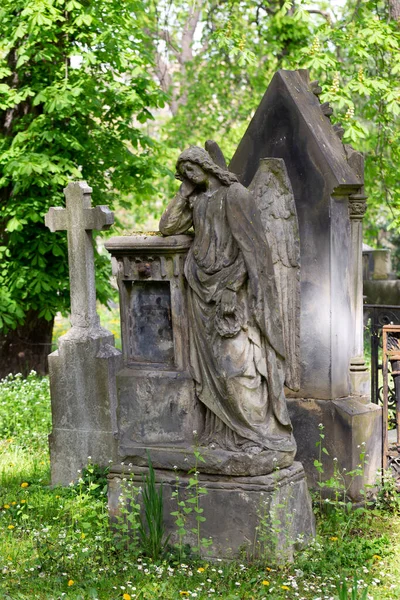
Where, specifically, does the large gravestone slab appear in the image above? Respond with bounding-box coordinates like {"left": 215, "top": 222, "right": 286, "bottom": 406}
{"left": 230, "top": 70, "right": 381, "bottom": 494}
{"left": 230, "top": 69, "right": 361, "bottom": 400}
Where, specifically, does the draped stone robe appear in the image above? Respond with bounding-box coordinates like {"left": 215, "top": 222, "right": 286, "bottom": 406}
{"left": 159, "top": 181, "right": 296, "bottom": 456}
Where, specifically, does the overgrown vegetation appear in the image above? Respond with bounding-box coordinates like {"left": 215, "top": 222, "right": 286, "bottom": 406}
{"left": 1, "top": 372, "right": 400, "bottom": 599}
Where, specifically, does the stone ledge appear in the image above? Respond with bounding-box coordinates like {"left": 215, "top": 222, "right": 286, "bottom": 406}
{"left": 105, "top": 233, "right": 193, "bottom": 254}
{"left": 117, "top": 445, "right": 296, "bottom": 477}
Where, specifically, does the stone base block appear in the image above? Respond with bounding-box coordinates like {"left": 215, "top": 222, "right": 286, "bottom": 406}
{"left": 108, "top": 461, "right": 315, "bottom": 561}
{"left": 48, "top": 326, "right": 122, "bottom": 486}
{"left": 49, "top": 428, "right": 117, "bottom": 486}
{"left": 287, "top": 397, "right": 382, "bottom": 499}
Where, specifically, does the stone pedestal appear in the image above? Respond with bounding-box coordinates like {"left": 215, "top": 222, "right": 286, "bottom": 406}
{"left": 105, "top": 234, "right": 202, "bottom": 459}
{"left": 108, "top": 461, "right": 315, "bottom": 561}
{"left": 48, "top": 327, "right": 121, "bottom": 484}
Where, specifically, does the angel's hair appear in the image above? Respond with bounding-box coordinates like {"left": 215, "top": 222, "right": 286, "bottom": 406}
{"left": 176, "top": 146, "right": 238, "bottom": 187}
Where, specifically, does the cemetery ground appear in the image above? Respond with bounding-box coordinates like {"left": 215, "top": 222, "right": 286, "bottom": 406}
{"left": 1, "top": 371, "right": 400, "bottom": 600}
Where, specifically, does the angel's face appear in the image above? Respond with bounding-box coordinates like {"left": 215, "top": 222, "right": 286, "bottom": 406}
{"left": 179, "top": 161, "right": 207, "bottom": 186}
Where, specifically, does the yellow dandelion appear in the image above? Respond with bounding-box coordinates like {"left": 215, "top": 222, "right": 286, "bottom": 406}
{"left": 20, "top": 499, "right": 26, "bottom": 504}
{"left": 81, "top": 533, "right": 86, "bottom": 539}
{"left": 262, "top": 580, "right": 270, "bottom": 585}
{"left": 4, "top": 504, "right": 10, "bottom": 509}
{"left": 266, "top": 567, "right": 272, "bottom": 571}
{"left": 330, "top": 536, "right": 338, "bottom": 541}
{"left": 197, "top": 567, "right": 205, "bottom": 573}
{"left": 67, "top": 580, "right": 74, "bottom": 586}
{"left": 20, "top": 482, "right": 29, "bottom": 488}
{"left": 11, "top": 502, "right": 16, "bottom": 506}
{"left": 122, "top": 594, "right": 131, "bottom": 600}
{"left": 373, "top": 554, "right": 382, "bottom": 560}
{"left": 281, "top": 585, "right": 290, "bottom": 591}
{"left": 7, "top": 525, "right": 15, "bottom": 530}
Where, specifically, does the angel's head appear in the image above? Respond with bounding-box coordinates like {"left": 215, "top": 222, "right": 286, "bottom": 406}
{"left": 176, "top": 146, "right": 238, "bottom": 187}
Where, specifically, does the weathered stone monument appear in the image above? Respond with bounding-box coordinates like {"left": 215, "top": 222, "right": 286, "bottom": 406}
{"left": 45, "top": 67, "right": 383, "bottom": 559}
{"left": 363, "top": 246, "right": 400, "bottom": 305}
{"left": 105, "top": 71, "right": 382, "bottom": 558}
{"left": 106, "top": 146, "right": 315, "bottom": 559}
{"left": 45, "top": 181, "right": 122, "bottom": 485}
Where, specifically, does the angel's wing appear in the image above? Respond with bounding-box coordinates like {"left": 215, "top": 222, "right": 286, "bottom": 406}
{"left": 249, "top": 158, "right": 300, "bottom": 392}
{"left": 205, "top": 140, "right": 227, "bottom": 169}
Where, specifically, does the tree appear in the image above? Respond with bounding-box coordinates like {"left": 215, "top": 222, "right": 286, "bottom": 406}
{"left": 0, "top": 0, "right": 165, "bottom": 377}
{"left": 143, "top": 0, "right": 400, "bottom": 243}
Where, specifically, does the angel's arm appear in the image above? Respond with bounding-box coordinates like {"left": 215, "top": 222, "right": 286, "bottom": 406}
{"left": 159, "top": 181, "right": 194, "bottom": 235}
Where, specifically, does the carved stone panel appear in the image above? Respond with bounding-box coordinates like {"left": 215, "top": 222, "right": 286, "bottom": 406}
{"left": 124, "top": 280, "right": 174, "bottom": 365}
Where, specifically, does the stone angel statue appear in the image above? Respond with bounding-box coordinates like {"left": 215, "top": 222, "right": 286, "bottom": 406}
{"left": 159, "top": 143, "right": 300, "bottom": 473}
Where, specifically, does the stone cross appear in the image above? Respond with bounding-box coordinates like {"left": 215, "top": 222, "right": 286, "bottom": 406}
{"left": 45, "top": 181, "right": 114, "bottom": 329}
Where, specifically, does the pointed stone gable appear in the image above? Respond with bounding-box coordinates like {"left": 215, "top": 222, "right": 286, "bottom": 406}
{"left": 230, "top": 69, "right": 361, "bottom": 193}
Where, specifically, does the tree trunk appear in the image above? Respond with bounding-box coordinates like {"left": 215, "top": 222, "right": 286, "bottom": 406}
{"left": 389, "top": 0, "right": 400, "bottom": 20}
{"left": 0, "top": 310, "right": 54, "bottom": 379}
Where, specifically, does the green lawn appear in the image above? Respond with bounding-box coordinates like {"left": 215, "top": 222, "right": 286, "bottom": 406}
{"left": 1, "top": 372, "right": 400, "bottom": 600}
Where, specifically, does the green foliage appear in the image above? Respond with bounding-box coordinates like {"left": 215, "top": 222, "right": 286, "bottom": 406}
{"left": 143, "top": 0, "right": 400, "bottom": 247}
{"left": 290, "top": 0, "right": 400, "bottom": 244}
{"left": 0, "top": 0, "right": 166, "bottom": 332}
{"left": 170, "top": 446, "right": 211, "bottom": 560}
{"left": 113, "top": 475, "right": 141, "bottom": 555}
{"left": 336, "top": 576, "right": 369, "bottom": 600}
{"left": 0, "top": 371, "right": 50, "bottom": 450}
{"left": 312, "top": 424, "right": 375, "bottom": 538}
{"left": 78, "top": 461, "right": 109, "bottom": 500}
{"left": 138, "top": 454, "right": 170, "bottom": 560}
{"left": 1, "top": 373, "right": 400, "bottom": 598}
{"left": 375, "top": 468, "right": 400, "bottom": 514}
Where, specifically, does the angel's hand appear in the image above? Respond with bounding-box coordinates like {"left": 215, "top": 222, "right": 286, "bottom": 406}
{"left": 179, "top": 179, "right": 196, "bottom": 199}
{"left": 221, "top": 289, "right": 237, "bottom": 315}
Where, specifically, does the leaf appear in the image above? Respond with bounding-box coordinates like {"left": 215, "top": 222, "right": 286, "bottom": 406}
{"left": 16, "top": 54, "right": 29, "bottom": 69}
{"left": 6, "top": 217, "right": 23, "bottom": 232}
{"left": 66, "top": 0, "right": 82, "bottom": 10}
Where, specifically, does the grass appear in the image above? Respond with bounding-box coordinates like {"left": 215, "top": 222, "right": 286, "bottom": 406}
{"left": 1, "top": 373, "right": 400, "bottom": 600}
